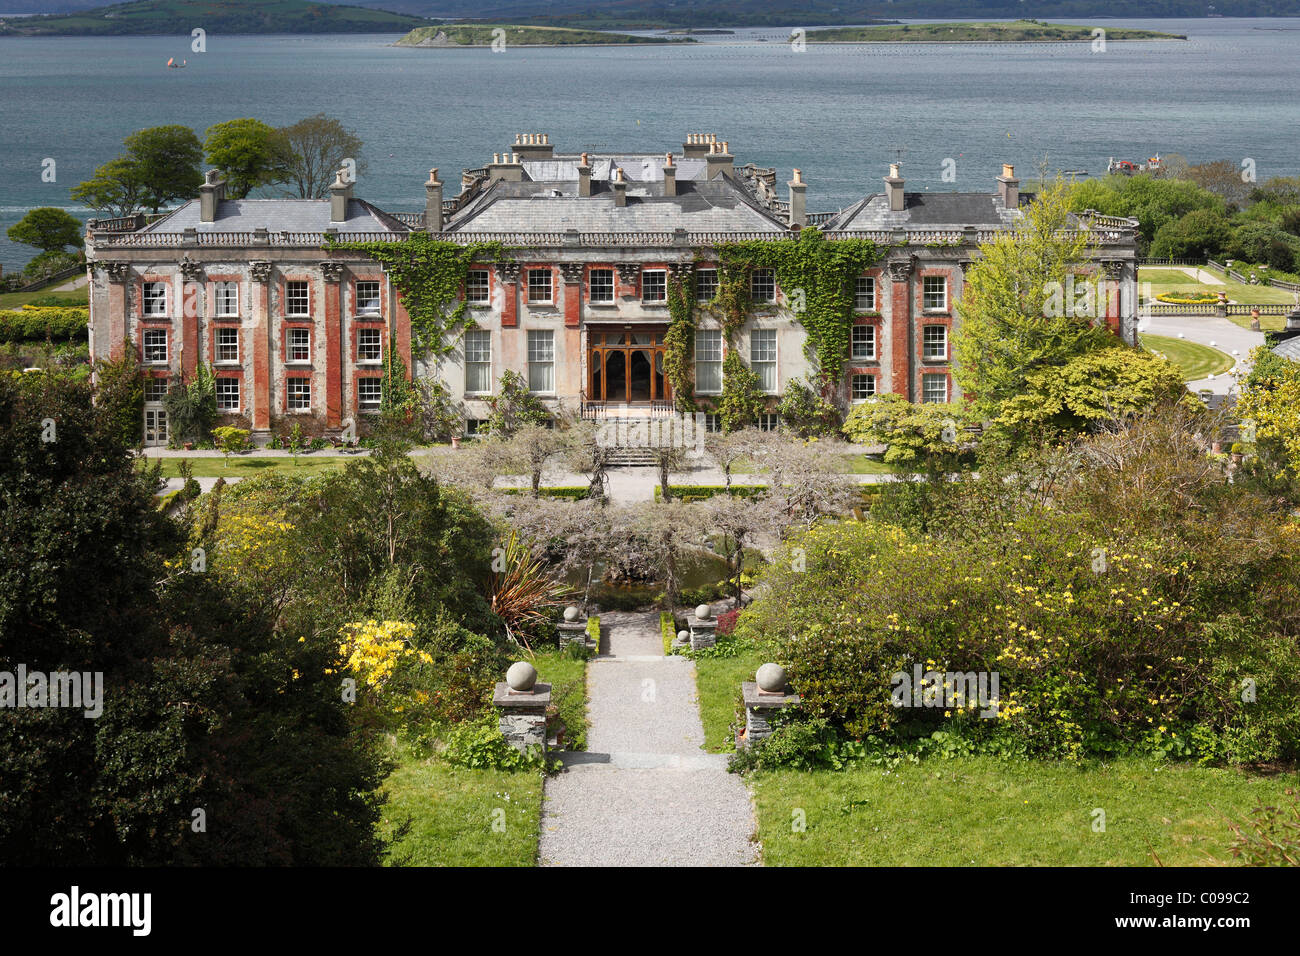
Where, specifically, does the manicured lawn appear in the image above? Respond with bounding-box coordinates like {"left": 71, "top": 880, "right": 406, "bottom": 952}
{"left": 752, "top": 756, "right": 1300, "bottom": 866}
{"left": 535, "top": 648, "right": 590, "bottom": 752}
{"left": 0, "top": 288, "right": 88, "bottom": 309}
{"left": 146, "top": 455, "right": 356, "bottom": 478}
{"left": 1139, "top": 333, "right": 1235, "bottom": 381}
{"left": 379, "top": 758, "right": 543, "bottom": 866}
{"left": 1138, "top": 266, "right": 1294, "bottom": 306}
{"left": 692, "top": 643, "right": 768, "bottom": 753}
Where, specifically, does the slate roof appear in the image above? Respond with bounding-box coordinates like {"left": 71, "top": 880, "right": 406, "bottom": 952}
{"left": 523, "top": 155, "right": 710, "bottom": 183}
{"left": 1271, "top": 334, "right": 1300, "bottom": 362}
{"left": 143, "top": 198, "right": 409, "bottom": 234}
{"left": 446, "top": 177, "right": 787, "bottom": 234}
{"left": 821, "top": 191, "right": 1030, "bottom": 230}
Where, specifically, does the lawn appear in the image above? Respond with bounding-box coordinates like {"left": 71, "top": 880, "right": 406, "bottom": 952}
{"left": 376, "top": 647, "right": 587, "bottom": 866}
{"left": 752, "top": 756, "right": 1300, "bottom": 866}
{"left": 1139, "top": 333, "right": 1235, "bottom": 381}
{"left": 692, "top": 642, "right": 768, "bottom": 753}
{"left": 0, "top": 289, "right": 88, "bottom": 309}
{"left": 1138, "top": 266, "right": 1294, "bottom": 307}
{"left": 146, "top": 455, "right": 356, "bottom": 478}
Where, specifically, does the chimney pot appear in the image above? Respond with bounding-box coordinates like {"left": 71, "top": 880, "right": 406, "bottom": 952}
{"left": 997, "top": 163, "right": 1020, "bottom": 210}
{"left": 665, "top": 152, "right": 674, "bottom": 167}
{"left": 885, "top": 164, "right": 905, "bottom": 213}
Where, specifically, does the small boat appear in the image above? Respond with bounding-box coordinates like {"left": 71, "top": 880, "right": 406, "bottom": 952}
{"left": 166, "top": 57, "right": 187, "bottom": 69}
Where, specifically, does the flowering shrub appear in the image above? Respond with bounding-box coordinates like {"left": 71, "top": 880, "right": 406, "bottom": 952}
{"left": 716, "top": 608, "right": 740, "bottom": 636}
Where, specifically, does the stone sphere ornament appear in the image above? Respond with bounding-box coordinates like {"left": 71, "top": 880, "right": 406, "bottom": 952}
{"left": 695, "top": 604, "right": 712, "bottom": 621}
{"left": 506, "top": 661, "right": 538, "bottom": 692}
{"left": 676, "top": 630, "right": 689, "bottom": 643}
{"left": 563, "top": 605, "right": 581, "bottom": 622}
{"left": 756, "top": 663, "right": 787, "bottom": 693}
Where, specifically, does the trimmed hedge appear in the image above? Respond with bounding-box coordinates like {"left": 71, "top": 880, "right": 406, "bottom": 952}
{"left": 660, "top": 611, "right": 678, "bottom": 656}
{"left": 500, "top": 485, "right": 591, "bottom": 500}
{"left": 0, "top": 307, "right": 89, "bottom": 343}
{"left": 654, "top": 484, "right": 767, "bottom": 502}
{"left": 586, "top": 615, "right": 601, "bottom": 654}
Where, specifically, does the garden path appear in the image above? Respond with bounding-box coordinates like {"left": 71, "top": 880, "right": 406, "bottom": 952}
{"left": 538, "top": 610, "right": 759, "bottom": 866}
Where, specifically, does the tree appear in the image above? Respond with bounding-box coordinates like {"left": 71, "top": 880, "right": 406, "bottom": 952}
{"left": 842, "top": 393, "right": 973, "bottom": 468}
{"left": 276, "top": 113, "right": 366, "bottom": 199}
{"left": 484, "top": 369, "right": 551, "bottom": 437}
{"left": 1185, "top": 159, "right": 1254, "bottom": 207}
{"left": 71, "top": 125, "right": 204, "bottom": 215}
{"left": 203, "top": 118, "right": 290, "bottom": 200}
{"left": 702, "top": 491, "right": 777, "bottom": 607}
{"left": 705, "top": 426, "right": 766, "bottom": 492}
{"left": 762, "top": 436, "right": 859, "bottom": 531}
{"left": 716, "top": 351, "right": 766, "bottom": 432}
{"left": 1237, "top": 355, "right": 1300, "bottom": 478}
{"left": 1149, "top": 207, "right": 1233, "bottom": 260}
{"left": 509, "top": 423, "right": 570, "bottom": 498}
{"left": 564, "top": 421, "right": 614, "bottom": 502}
{"left": 775, "top": 376, "right": 840, "bottom": 437}
{"left": 6, "top": 207, "right": 83, "bottom": 254}
{"left": 612, "top": 501, "right": 702, "bottom": 609}
{"left": 1070, "top": 174, "right": 1225, "bottom": 251}
{"left": 954, "top": 181, "right": 1116, "bottom": 425}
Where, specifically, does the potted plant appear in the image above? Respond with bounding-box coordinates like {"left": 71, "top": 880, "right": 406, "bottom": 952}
{"left": 1229, "top": 442, "right": 1245, "bottom": 465}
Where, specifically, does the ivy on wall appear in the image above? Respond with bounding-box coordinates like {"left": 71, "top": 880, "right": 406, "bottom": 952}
{"left": 713, "top": 228, "right": 882, "bottom": 381}
{"left": 327, "top": 233, "right": 507, "bottom": 359}
{"left": 664, "top": 274, "right": 696, "bottom": 412}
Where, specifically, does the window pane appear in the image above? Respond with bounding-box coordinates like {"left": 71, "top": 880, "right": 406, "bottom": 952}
{"left": 923, "top": 325, "right": 948, "bottom": 360}
{"left": 695, "top": 329, "right": 721, "bottom": 362}
{"left": 359, "top": 379, "right": 382, "bottom": 408}
{"left": 217, "top": 328, "right": 239, "bottom": 362}
{"left": 589, "top": 269, "right": 614, "bottom": 303}
{"left": 143, "top": 282, "right": 167, "bottom": 316}
{"left": 851, "top": 324, "right": 875, "bottom": 360}
{"left": 466, "top": 270, "right": 490, "bottom": 303}
{"left": 356, "top": 281, "right": 381, "bottom": 313}
{"left": 465, "top": 330, "right": 491, "bottom": 392}
{"left": 852, "top": 374, "right": 876, "bottom": 401}
{"left": 286, "top": 281, "right": 309, "bottom": 315}
{"left": 216, "top": 282, "right": 238, "bottom": 315}
{"left": 922, "top": 374, "right": 948, "bottom": 403}
{"left": 527, "top": 330, "right": 554, "bottom": 392}
{"left": 143, "top": 329, "right": 167, "bottom": 363}
{"left": 695, "top": 269, "right": 717, "bottom": 302}
{"left": 216, "top": 378, "right": 239, "bottom": 411}
{"left": 358, "top": 328, "right": 382, "bottom": 362}
{"left": 528, "top": 269, "right": 552, "bottom": 303}
{"left": 923, "top": 276, "right": 947, "bottom": 311}
{"left": 855, "top": 276, "right": 875, "bottom": 310}
{"left": 642, "top": 270, "right": 666, "bottom": 302}
{"left": 750, "top": 269, "right": 775, "bottom": 303}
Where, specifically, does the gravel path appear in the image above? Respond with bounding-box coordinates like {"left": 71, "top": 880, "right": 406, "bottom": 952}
{"left": 539, "top": 610, "right": 759, "bottom": 867}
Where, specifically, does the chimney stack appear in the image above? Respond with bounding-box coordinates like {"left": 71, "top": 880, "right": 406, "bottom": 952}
{"left": 706, "top": 139, "right": 733, "bottom": 180}
{"left": 578, "top": 152, "right": 592, "bottom": 197}
{"left": 662, "top": 152, "right": 677, "bottom": 198}
{"left": 199, "top": 169, "right": 225, "bottom": 223}
{"left": 787, "top": 167, "right": 807, "bottom": 228}
{"left": 329, "top": 167, "right": 352, "bottom": 223}
{"left": 425, "top": 167, "right": 443, "bottom": 234}
{"left": 884, "top": 163, "right": 905, "bottom": 213}
{"left": 488, "top": 151, "right": 524, "bottom": 183}
{"left": 513, "top": 132, "right": 554, "bottom": 161}
{"left": 997, "top": 163, "right": 1020, "bottom": 210}
{"left": 613, "top": 166, "right": 627, "bottom": 207}
{"left": 683, "top": 132, "right": 717, "bottom": 159}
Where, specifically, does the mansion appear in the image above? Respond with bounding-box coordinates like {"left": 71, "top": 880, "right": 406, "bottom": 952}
{"left": 83, "top": 132, "right": 1141, "bottom": 445}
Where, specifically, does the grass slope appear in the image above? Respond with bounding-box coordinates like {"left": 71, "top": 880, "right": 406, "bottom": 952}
{"left": 804, "top": 19, "right": 1184, "bottom": 42}
{"left": 0, "top": 0, "right": 428, "bottom": 36}
{"left": 396, "top": 24, "right": 685, "bottom": 46}
{"left": 1140, "top": 333, "right": 1235, "bottom": 381}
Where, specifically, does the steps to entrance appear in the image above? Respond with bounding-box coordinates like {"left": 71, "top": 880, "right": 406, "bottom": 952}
{"left": 538, "top": 611, "right": 759, "bottom": 867}
{"left": 604, "top": 447, "right": 658, "bottom": 467}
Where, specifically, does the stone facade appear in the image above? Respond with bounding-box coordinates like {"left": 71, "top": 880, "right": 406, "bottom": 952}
{"left": 83, "top": 133, "right": 1141, "bottom": 445}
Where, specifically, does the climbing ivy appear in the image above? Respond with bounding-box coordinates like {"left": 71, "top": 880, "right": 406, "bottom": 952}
{"left": 717, "top": 351, "right": 766, "bottom": 432}
{"left": 713, "top": 229, "right": 881, "bottom": 380}
{"left": 327, "top": 233, "right": 508, "bottom": 358}
{"left": 664, "top": 274, "right": 696, "bottom": 412}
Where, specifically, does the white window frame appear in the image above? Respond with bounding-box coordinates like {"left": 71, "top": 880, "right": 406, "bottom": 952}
{"left": 527, "top": 269, "right": 552, "bottom": 305}
{"left": 641, "top": 269, "right": 667, "bottom": 304}
{"left": 287, "top": 327, "right": 311, "bottom": 364}
{"left": 143, "top": 328, "right": 168, "bottom": 365}
{"left": 922, "top": 276, "right": 947, "bottom": 312}
{"left": 285, "top": 280, "right": 310, "bottom": 316}
{"left": 855, "top": 276, "right": 876, "bottom": 311}
{"left": 694, "top": 268, "right": 718, "bottom": 302}
{"left": 922, "top": 373, "right": 948, "bottom": 404}
{"left": 216, "top": 377, "right": 240, "bottom": 413}
{"left": 750, "top": 328, "right": 777, "bottom": 394}
{"left": 466, "top": 270, "right": 490, "bottom": 305}
{"left": 142, "top": 282, "right": 168, "bottom": 317}
{"left": 358, "top": 377, "right": 382, "bottom": 410}
{"left": 215, "top": 281, "right": 238, "bottom": 317}
{"left": 750, "top": 268, "right": 776, "bottom": 304}
{"left": 144, "top": 376, "right": 169, "bottom": 403}
{"left": 588, "top": 268, "right": 614, "bottom": 304}
{"left": 464, "top": 329, "right": 492, "bottom": 394}
{"left": 923, "top": 325, "right": 948, "bottom": 361}
{"left": 851, "top": 324, "right": 875, "bottom": 361}
{"left": 851, "top": 373, "right": 876, "bottom": 403}
{"left": 758, "top": 413, "right": 780, "bottom": 432}
{"left": 357, "top": 327, "right": 382, "bottom": 365}
{"left": 695, "top": 329, "right": 723, "bottom": 394}
{"left": 527, "top": 329, "right": 555, "bottom": 394}
{"left": 215, "top": 327, "right": 239, "bottom": 364}
{"left": 355, "top": 280, "right": 382, "bottom": 316}
{"left": 287, "top": 377, "right": 311, "bottom": 412}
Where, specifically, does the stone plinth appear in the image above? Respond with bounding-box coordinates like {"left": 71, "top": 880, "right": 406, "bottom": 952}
{"left": 737, "top": 681, "right": 800, "bottom": 749}
{"left": 492, "top": 681, "right": 552, "bottom": 755}
{"left": 557, "top": 621, "right": 588, "bottom": 649}
{"left": 688, "top": 607, "right": 717, "bottom": 650}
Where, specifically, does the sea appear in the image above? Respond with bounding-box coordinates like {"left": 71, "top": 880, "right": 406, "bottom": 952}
{"left": 1, "top": 16, "right": 1298, "bottom": 274}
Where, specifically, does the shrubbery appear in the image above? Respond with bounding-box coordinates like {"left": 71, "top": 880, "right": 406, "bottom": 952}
{"left": 0, "top": 306, "right": 88, "bottom": 343}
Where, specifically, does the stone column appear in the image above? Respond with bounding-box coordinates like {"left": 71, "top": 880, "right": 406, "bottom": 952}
{"left": 557, "top": 605, "right": 589, "bottom": 650}
{"left": 180, "top": 257, "right": 204, "bottom": 383}
{"left": 321, "top": 261, "right": 344, "bottom": 430}
{"left": 887, "top": 257, "right": 914, "bottom": 401}
{"left": 739, "top": 663, "right": 800, "bottom": 749}
{"left": 688, "top": 603, "right": 717, "bottom": 650}
{"left": 492, "top": 662, "right": 551, "bottom": 755}
{"left": 249, "top": 260, "right": 274, "bottom": 443}
{"left": 102, "top": 262, "right": 130, "bottom": 359}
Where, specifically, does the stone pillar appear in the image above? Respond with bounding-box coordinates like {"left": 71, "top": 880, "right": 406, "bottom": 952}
{"left": 887, "top": 257, "right": 914, "bottom": 401}
{"left": 557, "top": 605, "right": 590, "bottom": 650}
{"left": 180, "top": 258, "right": 203, "bottom": 383}
{"left": 321, "top": 261, "right": 344, "bottom": 430}
{"left": 249, "top": 260, "right": 274, "bottom": 443}
{"left": 103, "top": 262, "right": 130, "bottom": 359}
{"left": 738, "top": 663, "right": 800, "bottom": 749}
{"left": 492, "top": 662, "right": 550, "bottom": 755}
{"left": 688, "top": 603, "right": 717, "bottom": 650}
{"left": 560, "top": 263, "right": 583, "bottom": 329}
{"left": 499, "top": 262, "right": 520, "bottom": 329}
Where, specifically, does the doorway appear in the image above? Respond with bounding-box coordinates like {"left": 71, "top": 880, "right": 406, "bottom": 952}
{"left": 587, "top": 329, "right": 671, "bottom": 404}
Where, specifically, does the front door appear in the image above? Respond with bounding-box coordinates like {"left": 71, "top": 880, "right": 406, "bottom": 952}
{"left": 144, "top": 408, "right": 168, "bottom": 447}
{"left": 587, "top": 329, "right": 671, "bottom": 404}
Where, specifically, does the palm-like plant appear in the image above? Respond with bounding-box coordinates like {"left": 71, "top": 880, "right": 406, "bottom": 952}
{"left": 487, "top": 529, "right": 572, "bottom": 653}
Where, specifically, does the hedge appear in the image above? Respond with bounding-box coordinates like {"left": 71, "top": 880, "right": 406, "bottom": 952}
{"left": 0, "top": 307, "right": 89, "bottom": 343}
{"left": 660, "top": 611, "right": 678, "bottom": 656}
{"left": 654, "top": 484, "right": 768, "bottom": 502}
{"left": 586, "top": 615, "right": 601, "bottom": 654}
{"left": 500, "top": 485, "right": 591, "bottom": 500}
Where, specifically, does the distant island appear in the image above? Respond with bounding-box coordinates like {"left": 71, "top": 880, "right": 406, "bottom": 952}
{"left": 395, "top": 24, "right": 690, "bottom": 46}
{"left": 0, "top": 0, "right": 428, "bottom": 36}
{"left": 802, "top": 20, "right": 1186, "bottom": 42}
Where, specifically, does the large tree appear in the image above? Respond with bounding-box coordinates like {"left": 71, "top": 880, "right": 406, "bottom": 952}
{"left": 71, "top": 125, "right": 204, "bottom": 215}
{"left": 203, "top": 117, "right": 291, "bottom": 200}
{"left": 953, "top": 181, "right": 1116, "bottom": 426}
{"left": 276, "top": 113, "right": 366, "bottom": 199}
{"left": 6, "top": 207, "right": 83, "bottom": 254}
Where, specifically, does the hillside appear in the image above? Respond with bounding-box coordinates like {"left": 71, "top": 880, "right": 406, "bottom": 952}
{"left": 804, "top": 19, "right": 1186, "bottom": 41}
{"left": 0, "top": 0, "right": 428, "bottom": 36}
{"left": 395, "top": 23, "right": 686, "bottom": 45}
